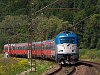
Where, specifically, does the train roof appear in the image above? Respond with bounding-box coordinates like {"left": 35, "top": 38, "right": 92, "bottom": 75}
{"left": 15, "top": 43, "right": 28, "bottom": 46}
{"left": 4, "top": 43, "right": 28, "bottom": 47}
{"left": 4, "top": 44, "right": 15, "bottom": 47}
{"left": 4, "top": 40, "right": 54, "bottom": 47}
{"left": 56, "top": 31, "right": 77, "bottom": 39}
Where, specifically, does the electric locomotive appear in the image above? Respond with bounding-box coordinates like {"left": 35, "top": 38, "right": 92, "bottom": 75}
{"left": 55, "top": 31, "right": 79, "bottom": 64}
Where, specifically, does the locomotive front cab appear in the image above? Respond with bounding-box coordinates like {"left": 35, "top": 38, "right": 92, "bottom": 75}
{"left": 55, "top": 31, "right": 79, "bottom": 64}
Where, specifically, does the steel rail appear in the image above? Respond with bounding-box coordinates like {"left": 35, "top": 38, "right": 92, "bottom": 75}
{"left": 44, "top": 64, "right": 62, "bottom": 75}
{"left": 65, "top": 66, "right": 76, "bottom": 75}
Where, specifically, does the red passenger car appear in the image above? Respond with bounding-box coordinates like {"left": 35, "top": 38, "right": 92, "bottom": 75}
{"left": 4, "top": 40, "right": 56, "bottom": 59}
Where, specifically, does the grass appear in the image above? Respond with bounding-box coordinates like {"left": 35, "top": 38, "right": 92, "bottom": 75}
{"left": 0, "top": 54, "right": 3, "bottom": 58}
{"left": 26, "top": 60, "right": 54, "bottom": 75}
{"left": 0, "top": 54, "right": 54, "bottom": 75}
{"left": 0, "top": 58, "right": 29, "bottom": 75}
{"left": 79, "top": 49, "right": 100, "bottom": 62}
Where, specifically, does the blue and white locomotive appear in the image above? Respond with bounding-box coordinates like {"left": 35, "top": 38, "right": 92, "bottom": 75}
{"left": 55, "top": 31, "right": 79, "bottom": 64}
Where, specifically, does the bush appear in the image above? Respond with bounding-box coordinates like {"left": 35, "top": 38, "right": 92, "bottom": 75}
{"left": 79, "top": 49, "right": 100, "bottom": 62}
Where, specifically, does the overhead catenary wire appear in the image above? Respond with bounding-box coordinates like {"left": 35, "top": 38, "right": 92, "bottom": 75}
{"left": 35, "top": 0, "right": 59, "bottom": 14}
{"left": 74, "top": 14, "right": 96, "bottom": 26}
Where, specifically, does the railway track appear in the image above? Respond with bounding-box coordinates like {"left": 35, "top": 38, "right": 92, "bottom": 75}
{"left": 65, "top": 66, "right": 76, "bottom": 75}
{"left": 43, "top": 60, "right": 100, "bottom": 75}
{"left": 42, "top": 64, "right": 76, "bottom": 75}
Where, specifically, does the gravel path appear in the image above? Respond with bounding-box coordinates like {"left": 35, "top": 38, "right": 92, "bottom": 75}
{"left": 73, "top": 65, "right": 100, "bottom": 75}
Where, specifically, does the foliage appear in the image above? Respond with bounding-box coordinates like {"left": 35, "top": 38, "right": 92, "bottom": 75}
{"left": 26, "top": 60, "right": 54, "bottom": 75}
{"left": 0, "top": 0, "right": 100, "bottom": 50}
{"left": 79, "top": 49, "right": 100, "bottom": 62}
{"left": 0, "top": 58, "right": 29, "bottom": 75}
{"left": 0, "top": 57, "right": 54, "bottom": 75}
{"left": 0, "top": 15, "right": 28, "bottom": 51}
{"left": 35, "top": 16, "right": 70, "bottom": 41}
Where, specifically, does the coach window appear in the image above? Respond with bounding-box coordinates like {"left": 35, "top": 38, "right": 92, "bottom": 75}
{"left": 22, "top": 46, "right": 24, "bottom": 50}
{"left": 43, "top": 45, "right": 45, "bottom": 50}
{"left": 36, "top": 46, "right": 37, "bottom": 50}
{"left": 52, "top": 45, "right": 55, "bottom": 50}
{"left": 4, "top": 47, "right": 8, "bottom": 50}
{"left": 15, "top": 47, "right": 16, "bottom": 50}
{"left": 23, "top": 46, "right": 24, "bottom": 50}
{"left": 48, "top": 45, "right": 50, "bottom": 49}
{"left": 22, "top": 47, "right": 23, "bottom": 50}
{"left": 34, "top": 46, "right": 36, "bottom": 50}
{"left": 19, "top": 47, "right": 21, "bottom": 50}
{"left": 49, "top": 45, "right": 51, "bottom": 49}
{"left": 40, "top": 46, "right": 42, "bottom": 50}
{"left": 41, "top": 46, "right": 43, "bottom": 50}
{"left": 39, "top": 46, "right": 41, "bottom": 50}
{"left": 25, "top": 46, "right": 27, "bottom": 50}
{"left": 17, "top": 47, "right": 19, "bottom": 50}
{"left": 21, "top": 47, "right": 23, "bottom": 50}
{"left": 36, "top": 46, "right": 38, "bottom": 50}
{"left": 42, "top": 46, "right": 44, "bottom": 50}
{"left": 20, "top": 47, "right": 22, "bottom": 50}
{"left": 38, "top": 46, "right": 39, "bottom": 50}
{"left": 45, "top": 45, "right": 47, "bottom": 50}
{"left": 12, "top": 47, "right": 15, "bottom": 50}
{"left": 45, "top": 45, "right": 47, "bottom": 49}
{"left": 15, "top": 47, "right": 17, "bottom": 50}
{"left": 11, "top": 46, "right": 13, "bottom": 50}
{"left": 16, "top": 47, "right": 18, "bottom": 50}
{"left": 18, "top": 47, "right": 20, "bottom": 50}
{"left": 17, "top": 47, "right": 18, "bottom": 50}
{"left": 38, "top": 46, "right": 40, "bottom": 50}
{"left": 47, "top": 45, "right": 49, "bottom": 49}
{"left": 14, "top": 47, "right": 16, "bottom": 50}
{"left": 47, "top": 45, "right": 48, "bottom": 49}
{"left": 32, "top": 46, "right": 34, "bottom": 50}
{"left": 35, "top": 46, "right": 37, "bottom": 50}
{"left": 18, "top": 47, "right": 21, "bottom": 50}
{"left": 37, "top": 46, "right": 39, "bottom": 50}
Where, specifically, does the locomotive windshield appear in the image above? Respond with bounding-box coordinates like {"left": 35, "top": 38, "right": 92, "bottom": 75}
{"left": 60, "top": 37, "right": 74, "bottom": 44}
